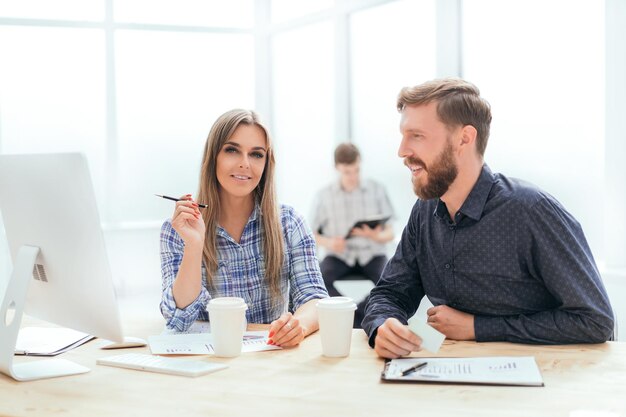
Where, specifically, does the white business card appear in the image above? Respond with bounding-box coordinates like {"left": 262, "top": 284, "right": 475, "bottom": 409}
{"left": 407, "top": 316, "right": 445, "bottom": 353}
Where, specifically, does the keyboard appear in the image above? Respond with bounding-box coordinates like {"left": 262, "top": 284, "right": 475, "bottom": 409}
{"left": 97, "top": 353, "right": 228, "bottom": 377}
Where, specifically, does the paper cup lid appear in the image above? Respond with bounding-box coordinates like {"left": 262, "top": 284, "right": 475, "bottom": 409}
{"left": 316, "top": 296, "right": 357, "bottom": 310}
{"left": 207, "top": 297, "right": 248, "bottom": 310}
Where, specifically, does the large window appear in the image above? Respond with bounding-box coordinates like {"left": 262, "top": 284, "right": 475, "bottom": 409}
{"left": 0, "top": 2, "right": 256, "bottom": 292}
{"left": 0, "top": 0, "right": 104, "bottom": 21}
{"left": 113, "top": 30, "right": 254, "bottom": 223}
{"left": 272, "top": 20, "right": 335, "bottom": 217}
{"left": 271, "top": 0, "right": 333, "bottom": 24}
{"left": 350, "top": 0, "right": 437, "bottom": 229}
{"left": 270, "top": 0, "right": 438, "bottom": 227}
{"left": 0, "top": 26, "right": 107, "bottom": 204}
{"left": 114, "top": 0, "right": 254, "bottom": 27}
{"left": 1, "top": 0, "right": 624, "bottom": 295}
{"left": 462, "top": 0, "right": 605, "bottom": 262}
{"left": 0, "top": 3, "right": 255, "bottom": 227}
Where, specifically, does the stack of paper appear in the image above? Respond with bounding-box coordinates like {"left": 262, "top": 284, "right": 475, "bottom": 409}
{"left": 15, "top": 327, "right": 94, "bottom": 356}
{"left": 149, "top": 323, "right": 281, "bottom": 355}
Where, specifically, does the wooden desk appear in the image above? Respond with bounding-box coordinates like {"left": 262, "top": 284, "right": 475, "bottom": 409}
{"left": 2, "top": 316, "right": 625, "bottom": 417}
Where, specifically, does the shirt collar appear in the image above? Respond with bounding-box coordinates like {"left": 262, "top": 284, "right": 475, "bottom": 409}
{"left": 249, "top": 199, "right": 261, "bottom": 222}
{"left": 332, "top": 179, "right": 366, "bottom": 193}
{"left": 217, "top": 200, "right": 261, "bottom": 240}
{"left": 434, "top": 199, "right": 450, "bottom": 221}
{"left": 458, "top": 163, "right": 495, "bottom": 221}
{"left": 433, "top": 164, "right": 495, "bottom": 223}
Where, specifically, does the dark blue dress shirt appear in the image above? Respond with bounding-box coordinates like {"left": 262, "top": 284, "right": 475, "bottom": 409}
{"left": 363, "top": 164, "right": 615, "bottom": 345}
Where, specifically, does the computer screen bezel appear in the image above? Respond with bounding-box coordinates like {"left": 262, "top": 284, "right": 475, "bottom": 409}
{"left": 0, "top": 153, "right": 124, "bottom": 362}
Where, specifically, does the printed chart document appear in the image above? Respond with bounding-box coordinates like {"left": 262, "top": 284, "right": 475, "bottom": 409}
{"left": 149, "top": 322, "right": 281, "bottom": 355}
{"left": 381, "top": 356, "right": 544, "bottom": 387}
{"left": 15, "top": 327, "right": 94, "bottom": 356}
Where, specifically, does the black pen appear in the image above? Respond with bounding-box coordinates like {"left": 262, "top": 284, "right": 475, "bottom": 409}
{"left": 401, "top": 361, "right": 428, "bottom": 376}
{"left": 155, "top": 194, "right": 207, "bottom": 208}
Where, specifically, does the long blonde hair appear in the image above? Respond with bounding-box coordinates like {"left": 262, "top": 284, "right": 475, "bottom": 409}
{"left": 196, "top": 109, "right": 284, "bottom": 300}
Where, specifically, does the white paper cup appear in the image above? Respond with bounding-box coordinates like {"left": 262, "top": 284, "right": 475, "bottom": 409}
{"left": 316, "top": 297, "right": 357, "bottom": 357}
{"left": 207, "top": 297, "right": 248, "bottom": 357}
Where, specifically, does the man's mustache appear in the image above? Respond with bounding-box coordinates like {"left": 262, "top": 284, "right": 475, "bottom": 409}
{"left": 404, "top": 157, "right": 427, "bottom": 171}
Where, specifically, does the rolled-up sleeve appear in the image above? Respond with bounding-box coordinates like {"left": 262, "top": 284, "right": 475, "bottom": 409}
{"left": 283, "top": 207, "right": 329, "bottom": 311}
{"left": 159, "top": 220, "right": 211, "bottom": 331}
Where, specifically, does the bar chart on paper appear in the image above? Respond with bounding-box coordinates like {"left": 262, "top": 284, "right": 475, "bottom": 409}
{"left": 381, "top": 356, "right": 544, "bottom": 386}
{"left": 148, "top": 331, "right": 282, "bottom": 355}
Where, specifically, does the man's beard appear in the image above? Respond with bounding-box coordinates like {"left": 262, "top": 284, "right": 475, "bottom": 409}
{"left": 407, "top": 139, "right": 458, "bottom": 200}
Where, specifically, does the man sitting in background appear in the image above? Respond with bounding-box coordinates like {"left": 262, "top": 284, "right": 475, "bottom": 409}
{"left": 311, "top": 143, "right": 395, "bottom": 327}
{"left": 363, "top": 78, "right": 615, "bottom": 358}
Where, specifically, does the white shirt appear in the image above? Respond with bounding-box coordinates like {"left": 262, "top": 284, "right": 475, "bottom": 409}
{"left": 311, "top": 179, "right": 394, "bottom": 266}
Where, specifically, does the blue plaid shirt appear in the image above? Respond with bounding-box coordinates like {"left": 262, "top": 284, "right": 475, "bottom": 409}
{"left": 160, "top": 204, "right": 328, "bottom": 331}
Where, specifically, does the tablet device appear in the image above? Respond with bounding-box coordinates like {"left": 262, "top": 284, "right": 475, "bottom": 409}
{"left": 345, "top": 215, "right": 391, "bottom": 238}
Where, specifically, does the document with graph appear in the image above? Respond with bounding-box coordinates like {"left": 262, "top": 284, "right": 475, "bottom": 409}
{"left": 381, "top": 356, "right": 544, "bottom": 386}
{"left": 148, "top": 331, "right": 281, "bottom": 355}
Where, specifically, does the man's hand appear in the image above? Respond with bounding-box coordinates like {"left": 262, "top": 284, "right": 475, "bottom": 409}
{"left": 426, "top": 305, "right": 475, "bottom": 340}
{"left": 349, "top": 224, "right": 381, "bottom": 240}
{"left": 327, "top": 237, "right": 346, "bottom": 253}
{"left": 374, "top": 318, "right": 422, "bottom": 359}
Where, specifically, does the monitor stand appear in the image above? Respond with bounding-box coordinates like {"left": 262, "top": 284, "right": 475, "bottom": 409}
{"left": 0, "top": 245, "right": 90, "bottom": 381}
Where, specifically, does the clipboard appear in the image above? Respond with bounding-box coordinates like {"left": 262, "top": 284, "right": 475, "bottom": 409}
{"left": 381, "top": 356, "right": 544, "bottom": 387}
{"left": 345, "top": 215, "right": 391, "bottom": 238}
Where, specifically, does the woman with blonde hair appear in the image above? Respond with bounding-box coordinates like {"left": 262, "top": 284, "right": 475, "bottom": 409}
{"left": 160, "top": 109, "right": 328, "bottom": 347}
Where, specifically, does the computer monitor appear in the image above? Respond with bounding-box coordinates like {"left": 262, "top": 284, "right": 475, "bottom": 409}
{"left": 0, "top": 153, "right": 124, "bottom": 381}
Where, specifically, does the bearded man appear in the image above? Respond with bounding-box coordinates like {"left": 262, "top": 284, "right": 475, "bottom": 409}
{"left": 362, "top": 78, "right": 615, "bottom": 358}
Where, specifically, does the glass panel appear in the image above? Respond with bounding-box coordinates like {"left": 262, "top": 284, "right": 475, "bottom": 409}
{"left": 114, "top": 31, "right": 255, "bottom": 223}
{"left": 271, "top": 0, "right": 334, "bottom": 23}
{"left": 272, "top": 20, "right": 335, "bottom": 218}
{"left": 0, "top": 0, "right": 104, "bottom": 21}
{"left": 351, "top": 0, "right": 437, "bottom": 230}
{"left": 0, "top": 26, "right": 107, "bottom": 208}
{"left": 114, "top": 0, "right": 254, "bottom": 28}
{"left": 463, "top": 0, "right": 605, "bottom": 258}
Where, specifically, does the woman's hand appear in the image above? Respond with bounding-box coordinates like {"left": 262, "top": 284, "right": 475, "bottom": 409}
{"left": 171, "top": 194, "right": 206, "bottom": 247}
{"left": 267, "top": 312, "right": 306, "bottom": 347}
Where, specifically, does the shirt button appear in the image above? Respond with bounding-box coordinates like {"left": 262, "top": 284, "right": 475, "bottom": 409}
{"left": 445, "top": 263, "right": 451, "bottom": 269}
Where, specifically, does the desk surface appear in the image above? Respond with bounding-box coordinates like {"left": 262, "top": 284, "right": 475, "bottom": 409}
{"left": 2, "top": 314, "right": 625, "bottom": 417}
